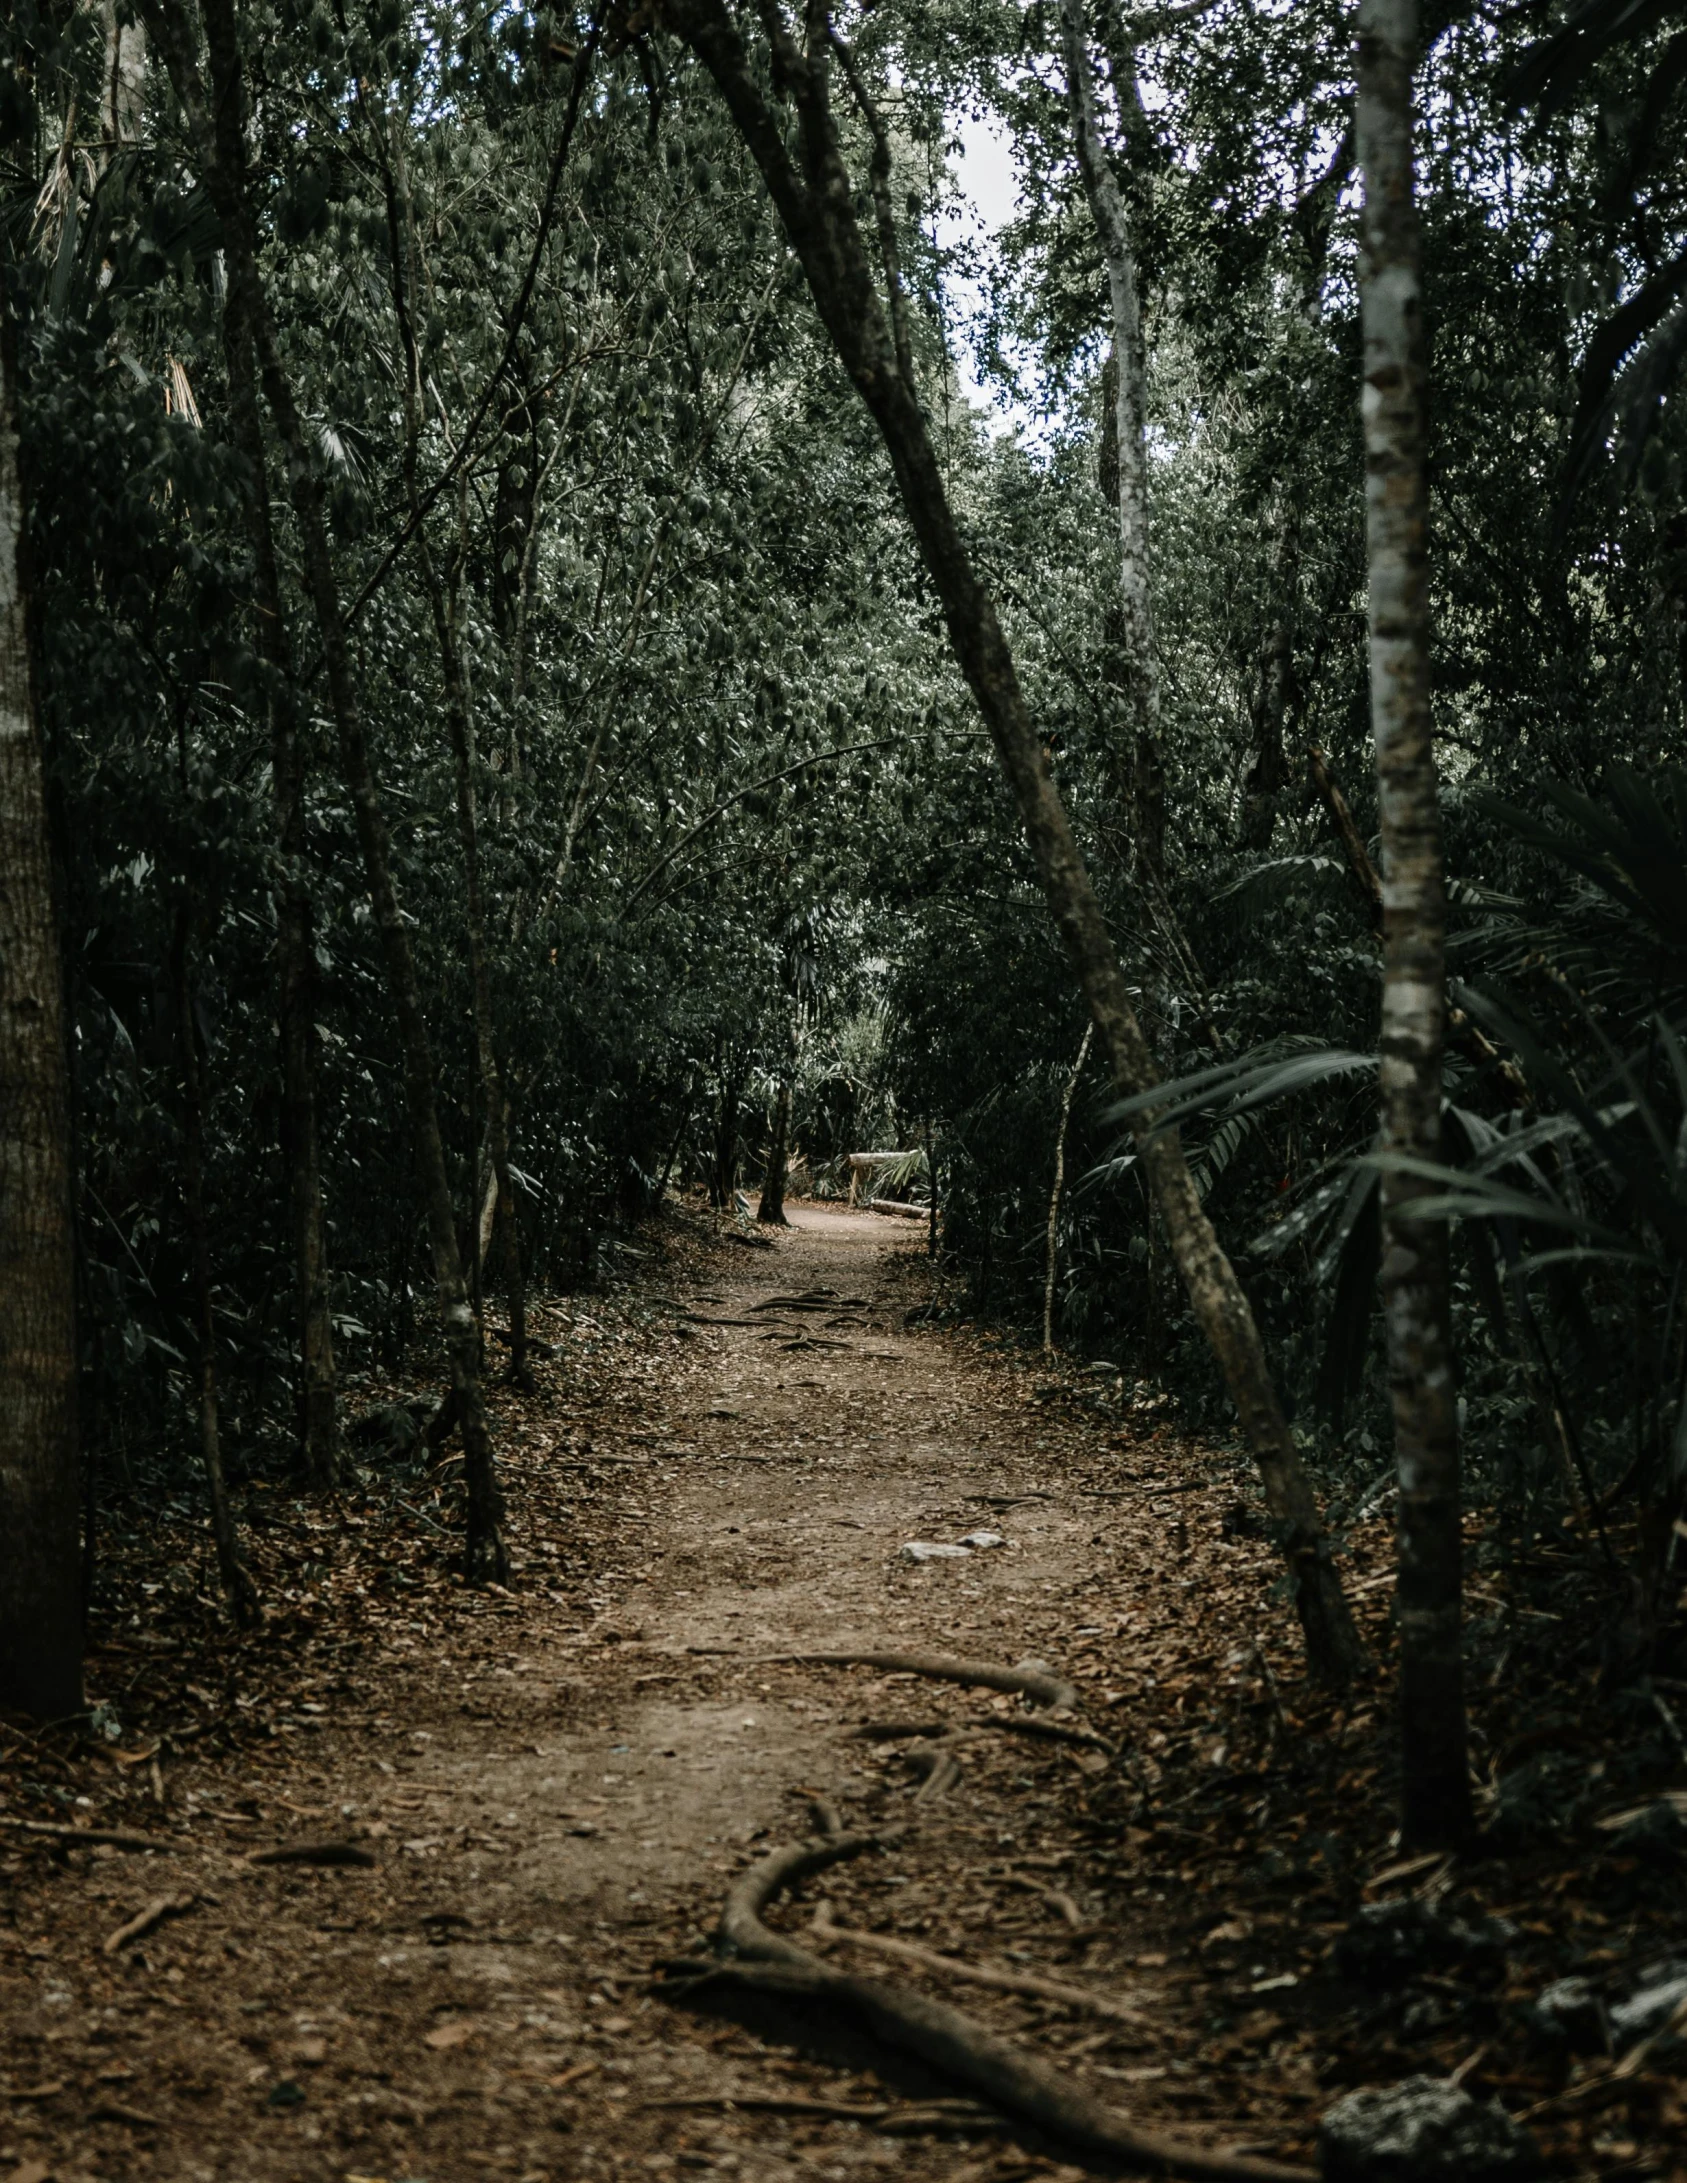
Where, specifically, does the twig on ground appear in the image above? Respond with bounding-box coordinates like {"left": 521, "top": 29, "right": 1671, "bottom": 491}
{"left": 0, "top": 1818, "right": 185, "bottom": 1853}
{"left": 103, "top": 1892, "right": 196, "bottom": 1954}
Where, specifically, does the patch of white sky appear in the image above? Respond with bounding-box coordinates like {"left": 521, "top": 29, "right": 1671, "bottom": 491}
{"left": 922, "top": 4, "right": 1584, "bottom": 477}
{"left": 935, "top": 105, "right": 1039, "bottom": 438}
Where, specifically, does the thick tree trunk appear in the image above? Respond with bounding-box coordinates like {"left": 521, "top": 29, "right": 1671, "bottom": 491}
{"left": 1043, "top": 1024, "right": 1093, "bottom": 1355}
{"left": 1355, "top": 0, "right": 1471, "bottom": 1843}
{"left": 0, "top": 312, "right": 83, "bottom": 1719}
{"left": 172, "top": 915, "right": 260, "bottom": 1627}
{"left": 143, "top": 0, "right": 507, "bottom": 1581}
{"left": 217, "top": 208, "right": 338, "bottom": 1485}
{"left": 669, "top": 0, "right": 1364, "bottom": 1686}
{"left": 759, "top": 1078, "right": 792, "bottom": 1225}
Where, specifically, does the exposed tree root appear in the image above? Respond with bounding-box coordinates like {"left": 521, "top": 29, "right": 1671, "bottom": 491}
{"left": 807, "top": 1914, "right": 1150, "bottom": 2023}
{"left": 853, "top": 1714, "right": 1115, "bottom": 1756}
{"left": 641, "top": 2092, "right": 1002, "bottom": 2132}
{"left": 664, "top": 1832, "right": 1313, "bottom": 2183}
{"left": 906, "top": 1741, "right": 963, "bottom": 1801}
{"left": 767, "top": 1650, "right": 1080, "bottom": 1713}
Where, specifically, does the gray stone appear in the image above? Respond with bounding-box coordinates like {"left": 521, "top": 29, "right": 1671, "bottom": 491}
{"left": 1319, "top": 2078, "right": 1542, "bottom": 2182}
{"left": 1525, "top": 1976, "right": 1608, "bottom": 2056}
{"left": 1610, "top": 1963, "right": 1687, "bottom": 2051}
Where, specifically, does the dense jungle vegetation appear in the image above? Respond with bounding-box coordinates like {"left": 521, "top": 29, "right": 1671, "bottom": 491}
{"left": 5, "top": 0, "right": 1687, "bottom": 1850}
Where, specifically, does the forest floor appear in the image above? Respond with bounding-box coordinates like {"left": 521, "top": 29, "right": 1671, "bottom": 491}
{"left": 2, "top": 1203, "right": 1683, "bottom": 2183}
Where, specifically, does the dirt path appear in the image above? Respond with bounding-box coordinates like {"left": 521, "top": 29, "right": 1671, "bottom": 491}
{"left": 0, "top": 1208, "right": 1348, "bottom": 2183}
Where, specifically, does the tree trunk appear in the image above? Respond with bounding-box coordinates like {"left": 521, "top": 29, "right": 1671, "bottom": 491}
{"left": 711, "top": 1079, "right": 740, "bottom": 1210}
{"left": 171, "top": 913, "right": 260, "bottom": 1627}
{"left": 759, "top": 1077, "right": 792, "bottom": 1224}
{"left": 1061, "top": 2, "right": 1162, "bottom": 871}
{"left": 1309, "top": 742, "right": 1386, "bottom": 926}
{"left": 670, "top": 0, "right": 1365, "bottom": 1686}
{"left": 216, "top": 183, "right": 338, "bottom": 1485}
{"left": 375, "top": 119, "right": 531, "bottom": 1389}
{"left": 1240, "top": 505, "right": 1297, "bottom": 852}
{"left": 0, "top": 309, "right": 83, "bottom": 1719}
{"left": 657, "top": 1074, "right": 696, "bottom": 1200}
{"left": 1044, "top": 1023, "right": 1093, "bottom": 1355}
{"left": 1077, "top": 58, "right": 1211, "bottom": 1038}
{"left": 1238, "top": 139, "right": 1348, "bottom": 854}
{"left": 1355, "top": 0, "right": 1471, "bottom": 1844}
{"left": 142, "top": 0, "right": 508, "bottom": 1581}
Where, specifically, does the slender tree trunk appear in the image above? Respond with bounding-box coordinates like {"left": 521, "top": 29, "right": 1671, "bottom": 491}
{"left": 925, "top": 1115, "right": 938, "bottom": 1260}
{"left": 1240, "top": 503, "right": 1298, "bottom": 851}
{"left": 142, "top": 0, "right": 507, "bottom": 1580}
{"left": 373, "top": 117, "right": 531, "bottom": 1389}
{"left": 0, "top": 310, "right": 83, "bottom": 1719}
{"left": 171, "top": 913, "right": 260, "bottom": 1627}
{"left": 1060, "top": 4, "right": 1162, "bottom": 870}
{"left": 1356, "top": 0, "right": 1471, "bottom": 1843}
{"left": 217, "top": 202, "right": 338, "bottom": 1485}
{"left": 712, "top": 1079, "right": 740, "bottom": 1210}
{"left": 759, "top": 1077, "right": 792, "bottom": 1224}
{"left": 1238, "top": 140, "right": 1348, "bottom": 854}
{"left": 1309, "top": 743, "right": 1386, "bottom": 926}
{"left": 1075, "top": 48, "right": 1212, "bottom": 1038}
{"left": 670, "top": 0, "right": 1364, "bottom": 1685}
{"left": 1044, "top": 1023, "right": 1093, "bottom": 1355}
{"left": 657, "top": 1074, "right": 696, "bottom": 1200}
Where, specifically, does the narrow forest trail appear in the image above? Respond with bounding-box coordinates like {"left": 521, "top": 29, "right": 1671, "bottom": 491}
{"left": 2, "top": 1207, "right": 1387, "bottom": 2183}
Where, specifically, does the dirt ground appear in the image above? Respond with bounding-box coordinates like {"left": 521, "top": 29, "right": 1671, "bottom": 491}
{"left": 2, "top": 1204, "right": 1682, "bottom": 2182}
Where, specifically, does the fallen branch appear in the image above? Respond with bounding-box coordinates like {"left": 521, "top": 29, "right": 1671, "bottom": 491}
{"left": 0, "top": 1818, "right": 185, "bottom": 1853}
{"left": 810, "top": 1915, "right": 1148, "bottom": 2023}
{"left": 673, "top": 1832, "right": 1312, "bottom": 2183}
{"left": 765, "top": 1650, "right": 1079, "bottom": 1714}
{"left": 103, "top": 1892, "right": 196, "bottom": 1954}
{"left": 248, "top": 1838, "right": 377, "bottom": 1869}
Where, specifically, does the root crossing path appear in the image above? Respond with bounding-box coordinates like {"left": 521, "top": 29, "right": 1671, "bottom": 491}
{"left": 5, "top": 1207, "right": 1328, "bottom": 2183}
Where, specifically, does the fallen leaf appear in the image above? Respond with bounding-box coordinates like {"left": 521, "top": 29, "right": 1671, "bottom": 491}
{"left": 6, "top": 2083, "right": 66, "bottom": 2101}
{"left": 9, "top": 2160, "right": 54, "bottom": 2183}
{"left": 423, "top": 2018, "right": 478, "bottom": 2050}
